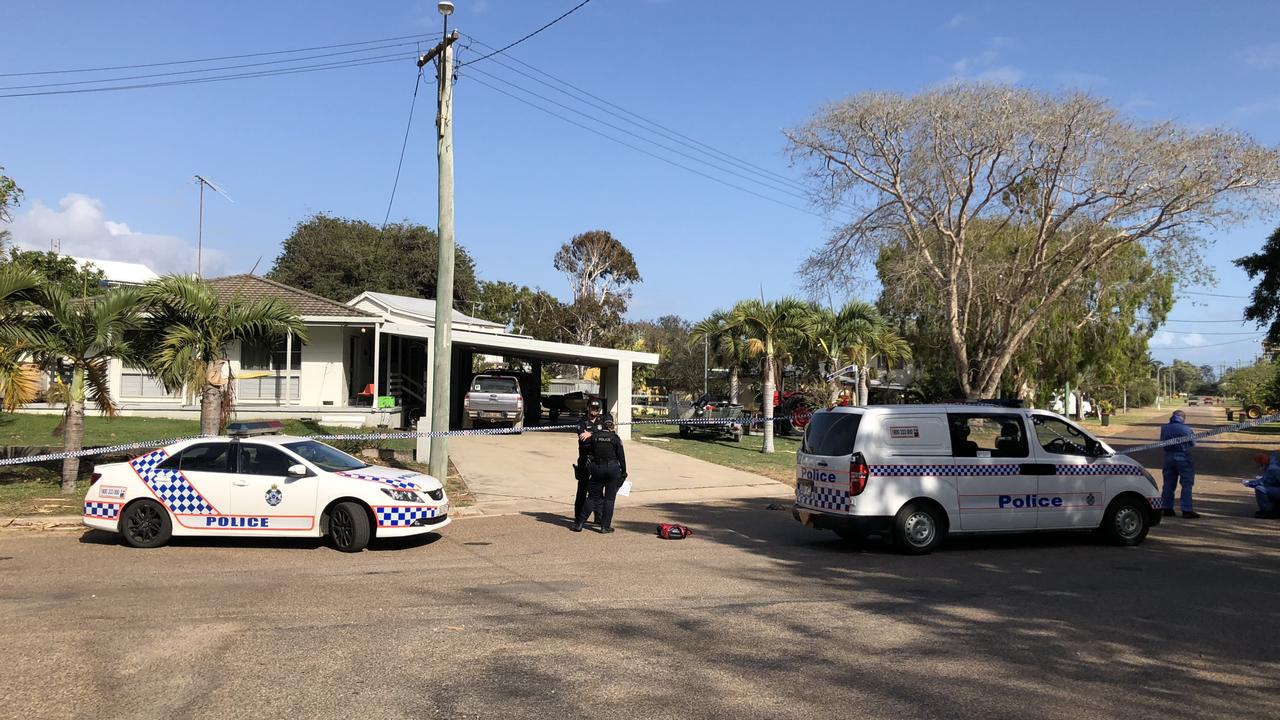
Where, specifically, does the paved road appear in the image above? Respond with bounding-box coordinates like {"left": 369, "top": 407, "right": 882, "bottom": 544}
{"left": 448, "top": 431, "right": 790, "bottom": 516}
{"left": 2, "top": 406, "right": 1277, "bottom": 719}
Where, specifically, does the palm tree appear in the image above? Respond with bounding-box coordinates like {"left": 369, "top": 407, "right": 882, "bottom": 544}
{"left": 140, "top": 275, "right": 306, "bottom": 435}
{"left": 690, "top": 309, "right": 752, "bottom": 405}
{"left": 802, "top": 301, "right": 880, "bottom": 406}
{"left": 0, "top": 265, "right": 41, "bottom": 411}
{"left": 25, "top": 286, "right": 145, "bottom": 493}
{"left": 727, "top": 298, "right": 809, "bottom": 453}
{"left": 850, "top": 323, "right": 913, "bottom": 405}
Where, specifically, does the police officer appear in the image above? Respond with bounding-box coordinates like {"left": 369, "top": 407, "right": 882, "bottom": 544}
{"left": 1159, "top": 410, "right": 1199, "bottom": 519}
{"left": 573, "top": 414, "right": 627, "bottom": 533}
{"left": 573, "top": 398, "right": 604, "bottom": 525}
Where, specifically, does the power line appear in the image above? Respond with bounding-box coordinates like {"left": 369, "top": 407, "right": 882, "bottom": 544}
{"left": 462, "top": 73, "right": 828, "bottom": 220}
{"left": 1153, "top": 335, "right": 1263, "bottom": 350}
{"left": 0, "top": 32, "right": 440, "bottom": 77}
{"left": 0, "top": 39, "right": 436, "bottom": 91}
{"left": 460, "top": 32, "right": 822, "bottom": 203}
{"left": 458, "top": 0, "right": 594, "bottom": 68}
{"left": 0, "top": 52, "right": 415, "bottom": 98}
{"left": 1182, "top": 290, "right": 1250, "bottom": 299}
{"left": 1138, "top": 315, "right": 1246, "bottom": 324}
{"left": 383, "top": 69, "right": 425, "bottom": 228}
{"left": 463, "top": 63, "right": 822, "bottom": 207}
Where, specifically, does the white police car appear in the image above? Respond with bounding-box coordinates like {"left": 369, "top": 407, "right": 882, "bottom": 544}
{"left": 793, "top": 404, "right": 1163, "bottom": 554}
{"left": 82, "top": 422, "right": 450, "bottom": 552}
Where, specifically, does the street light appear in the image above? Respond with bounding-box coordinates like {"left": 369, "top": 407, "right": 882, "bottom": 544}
{"left": 438, "top": 1, "right": 454, "bottom": 15}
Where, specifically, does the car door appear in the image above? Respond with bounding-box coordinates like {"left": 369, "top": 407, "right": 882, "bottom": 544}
{"left": 948, "top": 413, "right": 1037, "bottom": 531}
{"left": 1031, "top": 413, "right": 1108, "bottom": 529}
{"left": 228, "top": 443, "right": 319, "bottom": 532}
{"left": 146, "top": 442, "right": 234, "bottom": 531}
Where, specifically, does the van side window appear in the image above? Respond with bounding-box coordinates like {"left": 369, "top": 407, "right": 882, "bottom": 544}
{"left": 802, "top": 413, "right": 862, "bottom": 456}
{"left": 1033, "top": 415, "right": 1093, "bottom": 457}
{"left": 948, "top": 415, "right": 1029, "bottom": 458}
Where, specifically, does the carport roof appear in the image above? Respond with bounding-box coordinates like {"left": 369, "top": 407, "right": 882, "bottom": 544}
{"left": 380, "top": 322, "right": 659, "bottom": 366}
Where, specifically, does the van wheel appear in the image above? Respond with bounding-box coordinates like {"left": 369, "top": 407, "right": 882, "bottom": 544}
{"left": 120, "top": 499, "right": 172, "bottom": 549}
{"left": 893, "top": 502, "right": 945, "bottom": 555}
{"left": 1102, "top": 497, "right": 1149, "bottom": 546}
{"left": 328, "top": 502, "right": 371, "bottom": 553}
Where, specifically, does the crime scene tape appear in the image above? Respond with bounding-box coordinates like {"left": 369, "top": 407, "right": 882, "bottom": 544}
{"left": 1114, "top": 412, "right": 1280, "bottom": 454}
{"left": 0, "top": 413, "right": 808, "bottom": 467}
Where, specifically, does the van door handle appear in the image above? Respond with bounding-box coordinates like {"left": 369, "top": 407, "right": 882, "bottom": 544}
{"left": 817, "top": 461, "right": 828, "bottom": 467}
{"left": 232, "top": 480, "right": 248, "bottom": 487}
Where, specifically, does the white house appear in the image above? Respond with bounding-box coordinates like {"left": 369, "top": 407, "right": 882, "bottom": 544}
{"left": 47, "top": 274, "right": 657, "bottom": 438}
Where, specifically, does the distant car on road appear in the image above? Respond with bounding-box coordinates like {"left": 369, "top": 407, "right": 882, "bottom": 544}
{"left": 83, "top": 421, "right": 450, "bottom": 552}
{"left": 1201, "top": 396, "right": 1215, "bottom": 405}
{"left": 1188, "top": 397, "right": 1200, "bottom": 406}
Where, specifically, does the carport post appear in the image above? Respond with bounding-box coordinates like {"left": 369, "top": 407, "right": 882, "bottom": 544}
{"left": 602, "top": 360, "right": 634, "bottom": 440}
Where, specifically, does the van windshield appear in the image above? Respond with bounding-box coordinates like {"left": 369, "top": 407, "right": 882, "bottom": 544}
{"left": 802, "top": 412, "right": 861, "bottom": 456}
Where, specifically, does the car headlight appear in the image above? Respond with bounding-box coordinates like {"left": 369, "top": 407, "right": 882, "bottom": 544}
{"left": 380, "top": 488, "right": 423, "bottom": 503}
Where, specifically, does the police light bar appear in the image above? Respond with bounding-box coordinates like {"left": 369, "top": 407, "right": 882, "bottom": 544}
{"left": 227, "top": 420, "right": 284, "bottom": 437}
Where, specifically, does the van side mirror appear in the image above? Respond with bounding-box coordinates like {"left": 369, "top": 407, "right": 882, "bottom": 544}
{"left": 287, "top": 463, "right": 309, "bottom": 477}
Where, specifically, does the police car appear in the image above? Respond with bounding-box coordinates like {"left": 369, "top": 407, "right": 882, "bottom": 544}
{"left": 82, "top": 421, "right": 450, "bottom": 552}
{"left": 793, "top": 404, "right": 1163, "bottom": 554}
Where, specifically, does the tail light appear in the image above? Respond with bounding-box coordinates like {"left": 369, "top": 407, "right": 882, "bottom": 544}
{"left": 90, "top": 472, "right": 102, "bottom": 486}
{"left": 849, "top": 453, "right": 869, "bottom": 496}
{"left": 516, "top": 396, "right": 524, "bottom": 411}
{"left": 463, "top": 395, "right": 470, "bottom": 409}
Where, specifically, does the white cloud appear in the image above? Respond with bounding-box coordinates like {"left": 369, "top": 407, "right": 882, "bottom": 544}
{"left": 1150, "top": 331, "right": 1206, "bottom": 348}
{"left": 1242, "top": 43, "right": 1280, "bottom": 69}
{"left": 949, "top": 37, "right": 1023, "bottom": 84}
{"left": 5, "top": 193, "right": 226, "bottom": 276}
{"left": 943, "top": 13, "right": 965, "bottom": 31}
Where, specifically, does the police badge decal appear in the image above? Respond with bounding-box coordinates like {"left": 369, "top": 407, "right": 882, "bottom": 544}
{"left": 266, "top": 484, "right": 283, "bottom": 507}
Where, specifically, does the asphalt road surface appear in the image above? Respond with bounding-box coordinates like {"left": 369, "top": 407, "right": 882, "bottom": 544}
{"left": 2, "top": 408, "right": 1278, "bottom": 720}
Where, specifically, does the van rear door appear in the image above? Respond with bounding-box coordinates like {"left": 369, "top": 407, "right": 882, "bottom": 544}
{"left": 796, "top": 411, "right": 861, "bottom": 514}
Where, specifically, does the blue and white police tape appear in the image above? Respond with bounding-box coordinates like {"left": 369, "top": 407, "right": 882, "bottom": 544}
{"left": 0, "top": 413, "right": 807, "bottom": 467}
{"left": 1115, "top": 412, "right": 1280, "bottom": 454}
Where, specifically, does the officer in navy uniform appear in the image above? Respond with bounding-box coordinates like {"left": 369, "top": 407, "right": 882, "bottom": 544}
{"left": 573, "top": 414, "right": 627, "bottom": 533}
{"left": 573, "top": 398, "right": 604, "bottom": 525}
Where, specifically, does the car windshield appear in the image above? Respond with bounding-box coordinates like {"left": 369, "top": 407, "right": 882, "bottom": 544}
{"left": 282, "top": 440, "right": 369, "bottom": 472}
{"left": 473, "top": 377, "right": 518, "bottom": 393}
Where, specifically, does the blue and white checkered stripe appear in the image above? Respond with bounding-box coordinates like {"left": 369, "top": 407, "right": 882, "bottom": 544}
{"left": 796, "top": 485, "right": 851, "bottom": 512}
{"left": 1055, "top": 464, "right": 1145, "bottom": 476}
{"left": 871, "top": 464, "right": 1022, "bottom": 477}
{"left": 374, "top": 505, "right": 443, "bottom": 527}
{"left": 1148, "top": 496, "right": 1165, "bottom": 509}
{"left": 336, "top": 471, "right": 422, "bottom": 489}
{"left": 83, "top": 501, "right": 121, "bottom": 519}
{"left": 130, "top": 449, "right": 217, "bottom": 515}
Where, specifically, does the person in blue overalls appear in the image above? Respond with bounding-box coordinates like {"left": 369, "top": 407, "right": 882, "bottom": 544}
{"left": 1159, "top": 410, "right": 1199, "bottom": 519}
{"left": 1245, "top": 452, "right": 1280, "bottom": 519}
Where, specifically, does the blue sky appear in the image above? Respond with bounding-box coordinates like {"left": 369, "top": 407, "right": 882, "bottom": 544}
{"left": 2, "top": 0, "right": 1278, "bottom": 372}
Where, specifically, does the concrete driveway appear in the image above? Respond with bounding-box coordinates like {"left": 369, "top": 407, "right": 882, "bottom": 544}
{"left": 447, "top": 430, "right": 790, "bottom": 516}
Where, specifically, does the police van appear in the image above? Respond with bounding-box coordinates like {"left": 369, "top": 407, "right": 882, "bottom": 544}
{"left": 792, "top": 404, "right": 1163, "bottom": 554}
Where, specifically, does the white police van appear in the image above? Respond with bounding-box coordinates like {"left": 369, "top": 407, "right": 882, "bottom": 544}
{"left": 793, "top": 404, "right": 1163, "bottom": 554}
{"left": 83, "top": 421, "right": 450, "bottom": 552}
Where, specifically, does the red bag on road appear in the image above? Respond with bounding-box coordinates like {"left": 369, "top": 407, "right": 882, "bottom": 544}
{"left": 657, "top": 523, "right": 691, "bottom": 540}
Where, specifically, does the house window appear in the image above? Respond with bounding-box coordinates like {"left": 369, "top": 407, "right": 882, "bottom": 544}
{"left": 119, "top": 329, "right": 176, "bottom": 399}
{"left": 241, "top": 338, "right": 302, "bottom": 371}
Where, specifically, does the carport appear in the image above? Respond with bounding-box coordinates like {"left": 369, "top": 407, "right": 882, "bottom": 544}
{"left": 376, "top": 322, "right": 658, "bottom": 440}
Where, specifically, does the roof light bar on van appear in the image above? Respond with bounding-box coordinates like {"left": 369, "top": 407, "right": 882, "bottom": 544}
{"left": 227, "top": 420, "right": 284, "bottom": 437}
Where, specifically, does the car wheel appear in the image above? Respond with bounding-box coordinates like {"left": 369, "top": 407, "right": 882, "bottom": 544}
{"left": 328, "top": 501, "right": 371, "bottom": 553}
{"left": 892, "top": 501, "right": 946, "bottom": 555}
{"left": 120, "top": 499, "right": 172, "bottom": 549}
{"left": 1102, "top": 497, "right": 1149, "bottom": 546}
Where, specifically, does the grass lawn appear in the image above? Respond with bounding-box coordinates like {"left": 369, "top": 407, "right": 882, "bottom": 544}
{"left": 632, "top": 422, "right": 800, "bottom": 485}
{"left": 0, "top": 413, "right": 471, "bottom": 516}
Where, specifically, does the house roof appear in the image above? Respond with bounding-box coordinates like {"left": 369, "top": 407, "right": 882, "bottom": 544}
{"left": 206, "top": 274, "right": 378, "bottom": 319}
{"left": 71, "top": 256, "right": 160, "bottom": 285}
{"left": 349, "top": 290, "right": 505, "bottom": 329}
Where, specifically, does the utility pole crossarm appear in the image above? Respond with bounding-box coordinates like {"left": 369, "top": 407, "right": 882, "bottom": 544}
{"left": 417, "top": 30, "right": 460, "bottom": 68}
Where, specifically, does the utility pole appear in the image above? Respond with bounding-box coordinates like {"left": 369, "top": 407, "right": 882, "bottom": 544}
{"left": 422, "top": 2, "right": 461, "bottom": 481}
{"left": 193, "top": 174, "right": 232, "bottom": 278}
{"left": 703, "top": 336, "right": 708, "bottom": 396}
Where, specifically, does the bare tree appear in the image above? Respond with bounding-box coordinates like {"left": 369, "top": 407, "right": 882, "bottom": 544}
{"left": 554, "top": 230, "right": 641, "bottom": 354}
{"left": 787, "top": 84, "right": 1280, "bottom": 398}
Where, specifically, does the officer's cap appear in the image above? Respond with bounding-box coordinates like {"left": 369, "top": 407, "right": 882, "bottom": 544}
{"left": 601, "top": 414, "right": 615, "bottom": 427}
{"left": 588, "top": 398, "right": 602, "bottom": 411}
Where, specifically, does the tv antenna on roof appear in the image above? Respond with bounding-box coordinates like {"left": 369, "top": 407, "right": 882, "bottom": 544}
{"left": 193, "top": 174, "right": 233, "bottom": 278}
